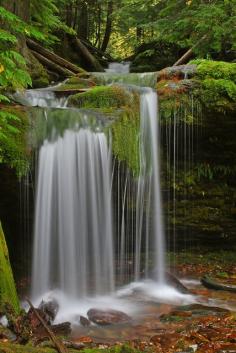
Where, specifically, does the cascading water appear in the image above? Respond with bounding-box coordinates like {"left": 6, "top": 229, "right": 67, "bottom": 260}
{"left": 135, "top": 88, "right": 165, "bottom": 283}
{"left": 22, "top": 69, "right": 196, "bottom": 324}
{"left": 32, "top": 129, "right": 114, "bottom": 300}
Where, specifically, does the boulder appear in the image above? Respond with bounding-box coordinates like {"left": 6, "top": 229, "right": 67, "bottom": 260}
{"left": 87, "top": 308, "right": 131, "bottom": 326}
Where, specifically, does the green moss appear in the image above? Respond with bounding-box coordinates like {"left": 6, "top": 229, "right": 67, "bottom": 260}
{"left": 0, "top": 222, "right": 20, "bottom": 314}
{"left": 190, "top": 59, "right": 236, "bottom": 82}
{"left": 67, "top": 85, "right": 136, "bottom": 110}
{"left": 190, "top": 59, "right": 236, "bottom": 112}
{"left": 112, "top": 110, "right": 140, "bottom": 175}
{"left": 67, "top": 85, "right": 141, "bottom": 173}
{"left": 0, "top": 342, "right": 57, "bottom": 353}
{"left": 0, "top": 343, "right": 143, "bottom": 353}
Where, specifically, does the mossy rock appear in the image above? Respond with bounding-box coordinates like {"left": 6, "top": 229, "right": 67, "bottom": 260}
{"left": 190, "top": 60, "right": 236, "bottom": 112}
{"left": 157, "top": 60, "right": 236, "bottom": 113}
{"left": 0, "top": 222, "right": 20, "bottom": 314}
{"left": 55, "top": 76, "right": 96, "bottom": 92}
{"left": 67, "top": 85, "right": 137, "bottom": 111}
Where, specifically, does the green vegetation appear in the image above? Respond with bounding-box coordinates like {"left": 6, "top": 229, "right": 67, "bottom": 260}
{"left": 190, "top": 60, "right": 236, "bottom": 112}
{"left": 68, "top": 85, "right": 141, "bottom": 173}
{"left": 0, "top": 343, "right": 143, "bottom": 353}
{"left": 0, "top": 222, "right": 20, "bottom": 314}
{"left": 68, "top": 85, "right": 136, "bottom": 111}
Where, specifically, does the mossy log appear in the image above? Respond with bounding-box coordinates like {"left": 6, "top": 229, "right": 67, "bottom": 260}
{"left": 26, "top": 39, "right": 85, "bottom": 74}
{"left": 201, "top": 275, "right": 236, "bottom": 292}
{"left": 31, "top": 51, "right": 75, "bottom": 78}
{"left": 0, "top": 222, "right": 20, "bottom": 314}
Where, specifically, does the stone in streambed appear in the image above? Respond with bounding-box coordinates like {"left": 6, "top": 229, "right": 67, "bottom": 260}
{"left": 38, "top": 299, "right": 59, "bottom": 323}
{"left": 87, "top": 308, "right": 131, "bottom": 325}
{"left": 80, "top": 315, "right": 91, "bottom": 326}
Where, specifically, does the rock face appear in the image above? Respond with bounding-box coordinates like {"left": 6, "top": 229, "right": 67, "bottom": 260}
{"left": 87, "top": 308, "right": 131, "bottom": 325}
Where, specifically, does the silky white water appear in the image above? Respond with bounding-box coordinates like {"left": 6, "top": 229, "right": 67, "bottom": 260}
{"left": 135, "top": 88, "right": 165, "bottom": 283}
{"left": 32, "top": 129, "right": 114, "bottom": 300}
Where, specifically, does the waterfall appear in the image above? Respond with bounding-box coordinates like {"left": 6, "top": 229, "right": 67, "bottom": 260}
{"left": 32, "top": 128, "right": 114, "bottom": 300}
{"left": 29, "top": 70, "right": 167, "bottom": 309}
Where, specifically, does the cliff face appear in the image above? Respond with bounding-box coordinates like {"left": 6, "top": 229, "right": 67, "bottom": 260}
{"left": 158, "top": 60, "right": 236, "bottom": 249}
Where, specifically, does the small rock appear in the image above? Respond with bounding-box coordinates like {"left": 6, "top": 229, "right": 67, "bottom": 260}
{"left": 80, "top": 316, "right": 90, "bottom": 327}
{"left": 87, "top": 308, "right": 131, "bottom": 325}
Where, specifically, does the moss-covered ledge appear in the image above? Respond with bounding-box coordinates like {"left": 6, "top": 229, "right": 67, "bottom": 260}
{"left": 67, "top": 85, "right": 141, "bottom": 174}
{"left": 157, "top": 60, "right": 236, "bottom": 113}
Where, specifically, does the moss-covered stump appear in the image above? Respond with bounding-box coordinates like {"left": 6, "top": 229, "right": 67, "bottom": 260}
{"left": 0, "top": 222, "right": 20, "bottom": 314}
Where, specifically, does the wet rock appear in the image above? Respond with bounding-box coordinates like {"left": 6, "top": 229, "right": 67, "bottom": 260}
{"left": 156, "top": 64, "right": 197, "bottom": 81}
{"left": 38, "top": 299, "right": 59, "bottom": 323}
{"left": 87, "top": 308, "right": 131, "bottom": 325}
{"left": 80, "top": 316, "right": 90, "bottom": 327}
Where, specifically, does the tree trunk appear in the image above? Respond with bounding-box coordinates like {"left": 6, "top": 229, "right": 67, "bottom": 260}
{"left": 77, "top": 0, "right": 88, "bottom": 41}
{"left": 31, "top": 50, "right": 75, "bottom": 77}
{"left": 26, "top": 38, "right": 85, "bottom": 74}
{"left": 173, "top": 34, "right": 207, "bottom": 66}
{"left": 101, "top": 1, "right": 113, "bottom": 53}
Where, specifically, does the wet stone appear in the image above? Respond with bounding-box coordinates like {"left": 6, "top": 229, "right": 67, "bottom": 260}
{"left": 38, "top": 299, "right": 59, "bottom": 323}
{"left": 87, "top": 308, "right": 131, "bottom": 326}
{"left": 80, "top": 316, "right": 91, "bottom": 327}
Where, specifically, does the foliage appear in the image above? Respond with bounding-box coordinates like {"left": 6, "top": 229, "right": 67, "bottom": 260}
{"left": 0, "top": 222, "right": 20, "bottom": 314}
{"left": 111, "top": 0, "right": 236, "bottom": 61}
{"left": 0, "top": 7, "right": 31, "bottom": 175}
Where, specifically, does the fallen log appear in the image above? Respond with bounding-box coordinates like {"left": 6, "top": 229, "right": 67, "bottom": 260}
{"left": 31, "top": 50, "right": 75, "bottom": 78}
{"left": 81, "top": 38, "right": 114, "bottom": 61}
{"left": 69, "top": 35, "right": 104, "bottom": 72}
{"left": 26, "top": 299, "right": 68, "bottom": 353}
{"left": 201, "top": 275, "right": 236, "bottom": 293}
{"left": 27, "top": 38, "right": 85, "bottom": 74}
{"left": 173, "top": 34, "right": 207, "bottom": 66}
